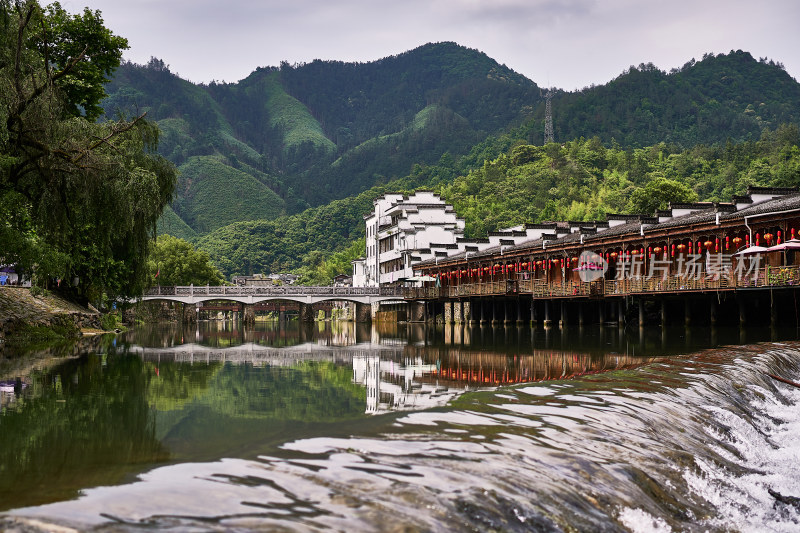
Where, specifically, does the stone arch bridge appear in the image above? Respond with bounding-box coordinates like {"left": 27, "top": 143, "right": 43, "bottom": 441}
{"left": 141, "top": 285, "right": 409, "bottom": 323}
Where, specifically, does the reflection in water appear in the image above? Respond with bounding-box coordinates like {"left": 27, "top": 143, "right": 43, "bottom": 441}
{"left": 1, "top": 321, "right": 799, "bottom": 530}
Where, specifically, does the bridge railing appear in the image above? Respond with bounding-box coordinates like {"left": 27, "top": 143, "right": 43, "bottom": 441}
{"left": 143, "top": 285, "right": 405, "bottom": 298}
{"left": 402, "top": 265, "right": 800, "bottom": 299}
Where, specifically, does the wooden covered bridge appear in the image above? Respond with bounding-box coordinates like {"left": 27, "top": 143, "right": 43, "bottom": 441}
{"left": 408, "top": 186, "right": 800, "bottom": 328}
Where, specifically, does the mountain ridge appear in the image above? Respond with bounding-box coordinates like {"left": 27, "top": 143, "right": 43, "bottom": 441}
{"left": 101, "top": 44, "right": 800, "bottom": 240}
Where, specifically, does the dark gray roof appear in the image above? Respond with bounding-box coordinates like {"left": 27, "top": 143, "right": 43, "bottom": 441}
{"left": 722, "top": 192, "right": 800, "bottom": 220}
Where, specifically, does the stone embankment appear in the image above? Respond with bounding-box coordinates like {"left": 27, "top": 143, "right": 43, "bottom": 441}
{"left": 0, "top": 287, "right": 101, "bottom": 341}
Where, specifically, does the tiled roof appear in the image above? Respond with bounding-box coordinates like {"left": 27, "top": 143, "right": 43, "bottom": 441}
{"left": 722, "top": 192, "right": 800, "bottom": 220}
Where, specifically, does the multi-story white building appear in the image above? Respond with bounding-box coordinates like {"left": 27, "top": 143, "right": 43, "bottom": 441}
{"left": 356, "top": 191, "right": 464, "bottom": 286}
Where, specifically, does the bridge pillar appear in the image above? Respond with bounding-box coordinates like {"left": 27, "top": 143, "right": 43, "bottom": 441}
{"left": 543, "top": 300, "right": 553, "bottom": 327}
{"left": 685, "top": 298, "right": 692, "bottom": 326}
{"left": 453, "top": 301, "right": 463, "bottom": 323}
{"left": 638, "top": 299, "right": 645, "bottom": 327}
{"left": 463, "top": 301, "right": 472, "bottom": 323}
{"left": 299, "top": 302, "right": 315, "bottom": 322}
{"left": 355, "top": 302, "right": 372, "bottom": 323}
{"left": 709, "top": 296, "right": 717, "bottom": 326}
{"left": 408, "top": 302, "right": 425, "bottom": 322}
{"left": 243, "top": 304, "right": 255, "bottom": 326}
{"left": 598, "top": 301, "right": 605, "bottom": 325}
{"left": 182, "top": 302, "right": 197, "bottom": 324}
{"left": 444, "top": 301, "right": 453, "bottom": 324}
{"left": 661, "top": 299, "right": 668, "bottom": 327}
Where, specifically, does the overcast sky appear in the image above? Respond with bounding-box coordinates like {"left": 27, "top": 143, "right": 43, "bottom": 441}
{"left": 61, "top": 0, "right": 800, "bottom": 90}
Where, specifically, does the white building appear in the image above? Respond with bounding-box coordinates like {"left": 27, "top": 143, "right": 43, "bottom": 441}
{"left": 358, "top": 191, "right": 464, "bottom": 286}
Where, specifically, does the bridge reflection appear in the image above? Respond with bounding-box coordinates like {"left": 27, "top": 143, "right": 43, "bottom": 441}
{"left": 125, "top": 322, "right": 678, "bottom": 415}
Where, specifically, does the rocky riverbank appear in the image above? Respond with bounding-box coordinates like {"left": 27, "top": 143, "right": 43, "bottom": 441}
{"left": 0, "top": 287, "right": 102, "bottom": 343}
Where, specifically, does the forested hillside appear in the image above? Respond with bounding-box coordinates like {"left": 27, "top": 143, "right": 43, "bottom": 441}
{"left": 103, "top": 46, "right": 800, "bottom": 239}
{"left": 545, "top": 51, "right": 800, "bottom": 147}
{"left": 101, "top": 43, "right": 800, "bottom": 284}
{"left": 196, "top": 126, "right": 800, "bottom": 279}
{"left": 103, "top": 42, "right": 540, "bottom": 232}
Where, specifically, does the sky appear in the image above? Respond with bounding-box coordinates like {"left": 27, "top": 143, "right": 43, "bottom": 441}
{"left": 62, "top": 0, "right": 800, "bottom": 91}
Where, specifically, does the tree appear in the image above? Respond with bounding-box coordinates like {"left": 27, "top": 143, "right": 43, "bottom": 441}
{"left": 0, "top": 0, "right": 177, "bottom": 302}
{"left": 148, "top": 235, "right": 225, "bottom": 286}
{"left": 626, "top": 176, "right": 698, "bottom": 214}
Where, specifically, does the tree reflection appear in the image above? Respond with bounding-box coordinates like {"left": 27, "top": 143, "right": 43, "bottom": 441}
{"left": 0, "top": 353, "right": 168, "bottom": 511}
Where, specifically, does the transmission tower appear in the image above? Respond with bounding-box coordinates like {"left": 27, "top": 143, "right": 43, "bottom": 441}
{"left": 543, "top": 90, "right": 554, "bottom": 144}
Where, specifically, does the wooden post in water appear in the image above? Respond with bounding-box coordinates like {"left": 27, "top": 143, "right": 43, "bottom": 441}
{"left": 709, "top": 296, "right": 718, "bottom": 326}
{"left": 661, "top": 299, "right": 667, "bottom": 327}
{"left": 544, "top": 300, "right": 553, "bottom": 327}
{"left": 770, "top": 291, "right": 778, "bottom": 327}
{"left": 684, "top": 299, "right": 692, "bottom": 326}
{"left": 638, "top": 299, "right": 645, "bottom": 328}
{"left": 738, "top": 295, "right": 747, "bottom": 326}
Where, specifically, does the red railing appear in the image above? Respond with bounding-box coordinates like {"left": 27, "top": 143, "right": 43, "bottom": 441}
{"left": 403, "top": 265, "right": 800, "bottom": 299}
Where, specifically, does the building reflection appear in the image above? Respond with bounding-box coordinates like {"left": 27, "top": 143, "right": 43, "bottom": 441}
{"left": 124, "top": 321, "right": 794, "bottom": 416}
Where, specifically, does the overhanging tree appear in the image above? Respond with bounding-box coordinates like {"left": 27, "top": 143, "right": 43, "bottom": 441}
{"left": 0, "top": 0, "right": 176, "bottom": 301}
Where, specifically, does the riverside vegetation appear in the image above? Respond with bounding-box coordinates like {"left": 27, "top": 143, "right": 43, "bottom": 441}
{"left": 0, "top": 0, "right": 177, "bottom": 308}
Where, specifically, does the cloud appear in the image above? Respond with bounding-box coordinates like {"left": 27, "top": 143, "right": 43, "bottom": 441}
{"left": 61, "top": 0, "right": 800, "bottom": 89}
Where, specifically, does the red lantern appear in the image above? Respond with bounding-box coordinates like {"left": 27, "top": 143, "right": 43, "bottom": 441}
{"left": 653, "top": 246, "right": 662, "bottom": 254}
{"left": 756, "top": 233, "right": 760, "bottom": 246}
{"left": 610, "top": 252, "right": 618, "bottom": 259}
{"left": 792, "top": 228, "right": 796, "bottom": 240}
{"left": 732, "top": 236, "right": 742, "bottom": 247}
{"left": 764, "top": 233, "right": 774, "bottom": 244}
{"left": 725, "top": 236, "right": 730, "bottom": 250}
{"left": 677, "top": 244, "right": 686, "bottom": 252}
{"left": 704, "top": 240, "right": 713, "bottom": 250}
{"left": 745, "top": 234, "right": 750, "bottom": 245}
{"left": 715, "top": 238, "right": 720, "bottom": 252}
{"left": 671, "top": 244, "right": 676, "bottom": 257}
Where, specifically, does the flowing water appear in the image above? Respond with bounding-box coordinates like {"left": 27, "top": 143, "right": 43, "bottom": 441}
{"left": 1, "top": 320, "right": 799, "bottom": 532}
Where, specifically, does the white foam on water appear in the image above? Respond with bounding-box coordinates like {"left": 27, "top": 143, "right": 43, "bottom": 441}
{"left": 617, "top": 507, "right": 672, "bottom": 533}
{"left": 685, "top": 379, "right": 800, "bottom": 532}
{"left": 516, "top": 386, "right": 558, "bottom": 396}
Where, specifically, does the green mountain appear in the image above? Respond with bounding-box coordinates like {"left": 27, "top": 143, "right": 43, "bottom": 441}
{"left": 544, "top": 51, "right": 800, "bottom": 147}
{"left": 102, "top": 43, "right": 540, "bottom": 234}
{"left": 102, "top": 45, "right": 800, "bottom": 278}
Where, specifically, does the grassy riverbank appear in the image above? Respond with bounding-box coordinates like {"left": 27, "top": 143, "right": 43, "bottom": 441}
{"left": 0, "top": 287, "right": 108, "bottom": 344}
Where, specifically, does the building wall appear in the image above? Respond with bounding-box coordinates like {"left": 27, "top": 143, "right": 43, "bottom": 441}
{"left": 363, "top": 192, "right": 463, "bottom": 286}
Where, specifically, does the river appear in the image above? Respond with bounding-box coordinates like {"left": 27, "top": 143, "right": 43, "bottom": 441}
{"left": 1, "top": 320, "right": 799, "bottom": 532}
